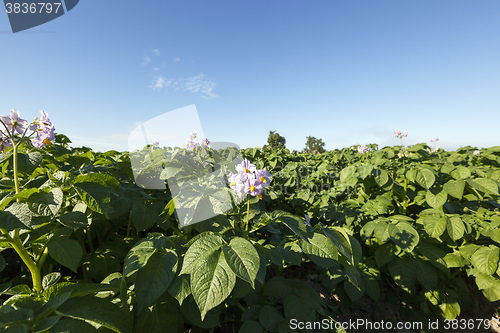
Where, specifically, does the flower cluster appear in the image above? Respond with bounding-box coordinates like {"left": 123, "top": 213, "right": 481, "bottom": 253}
{"left": 357, "top": 145, "right": 369, "bottom": 154}
{"left": 394, "top": 129, "right": 408, "bottom": 139}
{"left": 473, "top": 150, "right": 481, "bottom": 156}
{"left": 149, "top": 140, "right": 159, "bottom": 147}
{"left": 426, "top": 147, "right": 439, "bottom": 154}
{"left": 398, "top": 147, "right": 413, "bottom": 159}
{"left": 228, "top": 159, "right": 272, "bottom": 200}
{"left": 185, "top": 130, "right": 210, "bottom": 150}
{"left": 430, "top": 138, "right": 439, "bottom": 143}
{"left": 0, "top": 108, "right": 55, "bottom": 151}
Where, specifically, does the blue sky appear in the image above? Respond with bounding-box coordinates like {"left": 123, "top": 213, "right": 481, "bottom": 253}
{"left": 1, "top": 1, "right": 499, "bottom": 152}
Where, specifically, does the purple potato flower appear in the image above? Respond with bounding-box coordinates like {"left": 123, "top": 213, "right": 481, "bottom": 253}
{"left": 255, "top": 169, "right": 272, "bottom": 187}
{"left": 236, "top": 159, "right": 257, "bottom": 175}
{"left": 244, "top": 177, "right": 264, "bottom": 196}
{"left": 201, "top": 138, "right": 210, "bottom": 147}
{"left": 0, "top": 108, "right": 28, "bottom": 135}
{"left": 304, "top": 214, "right": 311, "bottom": 226}
{"left": 357, "top": 145, "right": 369, "bottom": 154}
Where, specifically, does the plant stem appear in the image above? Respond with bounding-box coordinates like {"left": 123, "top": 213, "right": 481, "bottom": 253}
{"left": 13, "top": 144, "right": 20, "bottom": 197}
{"left": 126, "top": 214, "right": 132, "bottom": 238}
{"left": 86, "top": 228, "right": 95, "bottom": 253}
{"left": 11, "top": 235, "right": 42, "bottom": 293}
{"left": 9, "top": 141, "right": 42, "bottom": 293}
{"left": 245, "top": 195, "right": 250, "bottom": 231}
{"left": 36, "top": 246, "right": 49, "bottom": 270}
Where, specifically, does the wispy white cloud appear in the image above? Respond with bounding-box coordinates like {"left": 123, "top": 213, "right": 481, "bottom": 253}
{"left": 174, "top": 58, "right": 181, "bottom": 62}
{"left": 142, "top": 55, "right": 151, "bottom": 66}
{"left": 150, "top": 73, "right": 218, "bottom": 99}
{"left": 152, "top": 49, "right": 160, "bottom": 56}
{"left": 153, "top": 67, "right": 160, "bottom": 72}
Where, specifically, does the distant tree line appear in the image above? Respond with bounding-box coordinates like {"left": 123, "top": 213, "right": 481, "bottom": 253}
{"left": 263, "top": 131, "right": 326, "bottom": 153}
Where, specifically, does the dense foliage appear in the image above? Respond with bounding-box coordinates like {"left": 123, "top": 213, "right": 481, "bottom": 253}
{"left": 1, "top": 117, "right": 500, "bottom": 332}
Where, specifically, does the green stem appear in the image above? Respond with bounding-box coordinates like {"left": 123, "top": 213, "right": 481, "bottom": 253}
{"left": 126, "top": 214, "right": 132, "bottom": 237}
{"left": 9, "top": 141, "right": 42, "bottom": 293}
{"left": 236, "top": 301, "right": 246, "bottom": 312}
{"left": 11, "top": 235, "right": 42, "bottom": 293}
{"left": 86, "top": 228, "right": 95, "bottom": 253}
{"left": 245, "top": 195, "right": 250, "bottom": 231}
{"left": 13, "top": 144, "right": 20, "bottom": 196}
{"left": 36, "top": 246, "right": 49, "bottom": 270}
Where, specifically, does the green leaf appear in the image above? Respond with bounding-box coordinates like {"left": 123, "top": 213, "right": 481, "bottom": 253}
{"left": 373, "top": 220, "right": 391, "bottom": 243}
{"left": 438, "top": 300, "right": 461, "bottom": 320}
{"left": 133, "top": 294, "right": 182, "bottom": 333}
{"left": 258, "top": 305, "right": 282, "bottom": 331}
{"left": 470, "top": 246, "right": 500, "bottom": 275}
{"left": 417, "top": 243, "right": 449, "bottom": 274}
{"left": 73, "top": 173, "right": 120, "bottom": 189}
{"left": 280, "top": 242, "right": 303, "bottom": 266}
{"left": 460, "top": 244, "right": 481, "bottom": 261}
{"left": 34, "top": 291, "right": 72, "bottom": 319}
{"left": 55, "top": 283, "right": 118, "bottom": 298}
{"left": 446, "top": 216, "right": 465, "bottom": 241}
{"left": 320, "top": 225, "right": 353, "bottom": 264}
{"left": 180, "top": 233, "right": 225, "bottom": 275}
{"left": 5, "top": 202, "right": 50, "bottom": 229}
{"left": 47, "top": 238, "right": 83, "bottom": 273}
{"left": 388, "top": 257, "right": 416, "bottom": 294}
{"left": 222, "top": 237, "right": 260, "bottom": 288}
{"left": 32, "top": 315, "right": 61, "bottom": 332}
{"left": 27, "top": 188, "right": 63, "bottom": 217}
{"left": 299, "top": 233, "right": 338, "bottom": 268}
{"left": 0, "top": 308, "right": 33, "bottom": 326}
{"left": 42, "top": 273, "right": 62, "bottom": 290}
{"left": 123, "top": 234, "right": 165, "bottom": 277}
{"left": 74, "top": 182, "right": 111, "bottom": 218}
{"left": 414, "top": 258, "right": 438, "bottom": 290}
{"left": 344, "top": 278, "right": 366, "bottom": 302}
{"left": 16, "top": 152, "right": 42, "bottom": 175}
{"left": 416, "top": 169, "right": 435, "bottom": 189}
{"left": 425, "top": 188, "right": 447, "bottom": 209}
{"left": 283, "top": 293, "right": 317, "bottom": 324}
{"left": 0, "top": 210, "right": 26, "bottom": 230}
{"left": 167, "top": 274, "right": 191, "bottom": 306}
{"left": 59, "top": 211, "right": 89, "bottom": 229}
{"left": 135, "top": 250, "right": 178, "bottom": 312}
{"left": 443, "top": 253, "right": 465, "bottom": 268}
{"left": 190, "top": 249, "right": 236, "bottom": 320}
{"left": 450, "top": 166, "right": 471, "bottom": 180}
{"left": 388, "top": 221, "right": 419, "bottom": 253}
{"left": 239, "top": 320, "right": 263, "bottom": 333}
{"left": 443, "top": 179, "right": 465, "bottom": 200}
{"left": 56, "top": 295, "right": 132, "bottom": 333}
{"left": 131, "top": 200, "right": 158, "bottom": 231}
{"left": 50, "top": 318, "right": 98, "bottom": 333}
{"left": 470, "top": 178, "right": 499, "bottom": 195}
{"left": 374, "top": 243, "right": 400, "bottom": 267}
{"left": 423, "top": 215, "right": 447, "bottom": 238}
{"left": 339, "top": 166, "right": 356, "bottom": 183}
{"left": 279, "top": 214, "right": 311, "bottom": 241}
{"left": 373, "top": 169, "right": 389, "bottom": 187}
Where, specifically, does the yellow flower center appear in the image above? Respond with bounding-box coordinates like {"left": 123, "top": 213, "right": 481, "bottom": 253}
{"left": 260, "top": 176, "right": 266, "bottom": 183}
{"left": 245, "top": 168, "right": 250, "bottom": 173}
{"left": 250, "top": 185, "right": 255, "bottom": 192}
{"left": 230, "top": 181, "right": 236, "bottom": 186}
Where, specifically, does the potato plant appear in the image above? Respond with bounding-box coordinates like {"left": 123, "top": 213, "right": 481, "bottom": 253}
{"left": 0, "top": 112, "right": 499, "bottom": 332}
